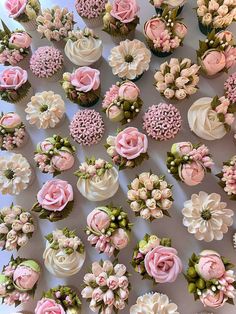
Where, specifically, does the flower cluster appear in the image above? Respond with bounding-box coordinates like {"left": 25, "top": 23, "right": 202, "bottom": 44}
{"left": 224, "top": 72, "right": 236, "bottom": 104}
{"left": 210, "top": 96, "right": 235, "bottom": 131}
{"left": 132, "top": 234, "right": 182, "bottom": 283}
{"left": 0, "top": 204, "right": 34, "bottom": 251}
{"left": 185, "top": 250, "right": 236, "bottom": 308}
{"left": 217, "top": 155, "right": 236, "bottom": 199}
{"left": 75, "top": 0, "right": 107, "bottom": 19}
{"left": 167, "top": 142, "right": 214, "bottom": 186}
{"left": 81, "top": 260, "right": 130, "bottom": 313}
{"left": 5, "top": 0, "right": 41, "bottom": 22}
{"left": 150, "top": 0, "right": 186, "bottom": 12}
{"left": 102, "top": 81, "right": 143, "bottom": 124}
{"left": 0, "top": 256, "right": 40, "bottom": 306}
{"left": 127, "top": 172, "right": 173, "bottom": 220}
{"left": 34, "top": 135, "right": 75, "bottom": 175}
{"left": 0, "top": 112, "right": 26, "bottom": 151}
{"left": 36, "top": 6, "right": 74, "bottom": 41}
{"left": 197, "top": 30, "right": 236, "bottom": 77}
{"left": 154, "top": 58, "right": 200, "bottom": 100}
{"left": 105, "top": 127, "right": 149, "bottom": 170}
{"left": 75, "top": 157, "right": 113, "bottom": 180}
{"left": 144, "top": 9, "right": 187, "bottom": 55}
{"left": 86, "top": 205, "right": 131, "bottom": 256}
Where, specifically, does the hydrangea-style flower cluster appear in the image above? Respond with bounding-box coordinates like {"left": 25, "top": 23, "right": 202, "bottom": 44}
{"left": 154, "top": 58, "right": 200, "bottom": 100}
{"left": 0, "top": 256, "right": 40, "bottom": 306}
{"left": 217, "top": 155, "right": 236, "bottom": 199}
{"left": 127, "top": 172, "right": 173, "bottom": 221}
{"left": 36, "top": 6, "right": 74, "bottom": 41}
{"left": 0, "top": 204, "right": 34, "bottom": 251}
{"left": 75, "top": 0, "right": 107, "bottom": 19}
{"left": 81, "top": 260, "right": 130, "bottom": 313}
{"left": 34, "top": 135, "right": 75, "bottom": 175}
{"left": 185, "top": 250, "right": 236, "bottom": 308}
{"left": 102, "top": 81, "right": 143, "bottom": 124}
{"left": 75, "top": 157, "right": 113, "bottom": 180}
{"left": 167, "top": 142, "right": 214, "bottom": 186}
{"left": 5, "top": 0, "right": 41, "bottom": 23}
{"left": 224, "top": 72, "right": 236, "bottom": 104}
{"left": 86, "top": 205, "right": 131, "bottom": 256}
{"left": 132, "top": 234, "right": 182, "bottom": 284}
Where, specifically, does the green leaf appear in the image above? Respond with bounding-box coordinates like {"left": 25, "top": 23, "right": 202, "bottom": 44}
{"left": 0, "top": 19, "right": 11, "bottom": 36}
{"left": 226, "top": 298, "right": 234, "bottom": 305}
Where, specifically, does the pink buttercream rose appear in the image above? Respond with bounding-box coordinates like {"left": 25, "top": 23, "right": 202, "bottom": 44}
{"left": 179, "top": 161, "right": 205, "bottom": 186}
{"left": 216, "top": 30, "right": 233, "bottom": 42}
{"left": 201, "top": 50, "right": 226, "bottom": 76}
{"left": 144, "top": 246, "right": 183, "bottom": 283}
{"left": 70, "top": 67, "right": 100, "bottom": 93}
{"left": 144, "top": 17, "right": 166, "bottom": 41}
{"left": 40, "top": 140, "right": 54, "bottom": 152}
{"left": 110, "top": 0, "right": 139, "bottom": 23}
{"left": 13, "top": 265, "right": 39, "bottom": 290}
{"left": 107, "top": 105, "right": 124, "bottom": 122}
{"left": 111, "top": 228, "right": 129, "bottom": 250}
{"left": 115, "top": 127, "right": 148, "bottom": 160}
{"left": 196, "top": 250, "right": 225, "bottom": 281}
{"left": 173, "top": 22, "right": 187, "bottom": 39}
{"left": 0, "top": 66, "right": 27, "bottom": 90}
{"left": 119, "top": 81, "right": 140, "bottom": 102}
{"left": 35, "top": 298, "right": 65, "bottom": 314}
{"left": 224, "top": 46, "right": 236, "bottom": 69}
{"left": 51, "top": 151, "right": 75, "bottom": 171}
{"left": 172, "top": 142, "right": 193, "bottom": 157}
{"left": 37, "top": 179, "right": 73, "bottom": 212}
{"left": 87, "top": 208, "right": 111, "bottom": 233}
{"left": 0, "top": 112, "right": 21, "bottom": 128}
{"left": 200, "top": 290, "right": 226, "bottom": 308}
{"left": 9, "top": 32, "right": 32, "bottom": 49}
{"left": 5, "top": 0, "right": 27, "bottom": 19}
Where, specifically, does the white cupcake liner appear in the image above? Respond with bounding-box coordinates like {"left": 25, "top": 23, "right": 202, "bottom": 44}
{"left": 82, "top": 15, "right": 103, "bottom": 28}
{"left": 111, "top": 30, "right": 135, "bottom": 45}
{"left": 15, "top": 86, "right": 34, "bottom": 105}
{"left": 46, "top": 66, "right": 64, "bottom": 82}
{"left": 20, "top": 19, "right": 38, "bottom": 31}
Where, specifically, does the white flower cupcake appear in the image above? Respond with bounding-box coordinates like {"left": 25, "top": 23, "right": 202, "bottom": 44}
{"left": 25, "top": 91, "right": 65, "bottom": 129}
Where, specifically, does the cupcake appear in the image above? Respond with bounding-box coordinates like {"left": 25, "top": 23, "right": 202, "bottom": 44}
{"left": 0, "top": 112, "right": 27, "bottom": 151}
{"left": 5, "top": 0, "right": 41, "bottom": 31}
{"left": 75, "top": 0, "right": 107, "bottom": 28}
{"left": 188, "top": 96, "right": 234, "bottom": 140}
{"left": 75, "top": 157, "right": 119, "bottom": 201}
{"left": 166, "top": 142, "right": 214, "bottom": 186}
{"left": 103, "top": 0, "right": 140, "bottom": 43}
{"left": 69, "top": 109, "right": 105, "bottom": 146}
{"left": 150, "top": 0, "right": 186, "bottom": 15}
{"left": 64, "top": 28, "right": 103, "bottom": 68}
{"left": 0, "top": 153, "right": 33, "bottom": 195}
{"left": 30, "top": 46, "right": 64, "bottom": 81}
{"left": 144, "top": 9, "right": 187, "bottom": 57}
{"left": 105, "top": 127, "right": 149, "bottom": 170}
{"left": 108, "top": 39, "right": 151, "bottom": 81}
{"left": 102, "top": 81, "right": 143, "bottom": 124}
{"left": 32, "top": 179, "right": 74, "bottom": 222}
{"left": 217, "top": 155, "right": 236, "bottom": 200}
{"left": 0, "top": 204, "right": 34, "bottom": 251}
{"left": 143, "top": 103, "right": 182, "bottom": 141}
{"left": 197, "top": 30, "right": 236, "bottom": 78}
{"left": 0, "top": 21, "right": 32, "bottom": 66}
{"left": 154, "top": 58, "right": 200, "bottom": 101}
{"left": 0, "top": 66, "right": 32, "bottom": 104}
{"left": 61, "top": 67, "right": 101, "bottom": 107}
{"left": 224, "top": 72, "right": 236, "bottom": 104}
{"left": 43, "top": 228, "right": 85, "bottom": 277}
{"left": 34, "top": 135, "right": 75, "bottom": 175}
{"left": 25, "top": 91, "right": 65, "bottom": 129}
{"left": 36, "top": 6, "right": 74, "bottom": 43}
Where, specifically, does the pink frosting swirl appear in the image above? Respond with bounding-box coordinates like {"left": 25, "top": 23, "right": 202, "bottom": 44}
{"left": 9, "top": 32, "right": 32, "bottom": 49}
{"left": 0, "top": 112, "right": 21, "bottom": 128}
{"left": 225, "top": 46, "right": 236, "bottom": 69}
{"left": 179, "top": 161, "right": 205, "bottom": 186}
{"left": 70, "top": 67, "right": 100, "bottom": 93}
{"left": 118, "top": 81, "right": 140, "bottom": 102}
{"left": 200, "top": 290, "right": 226, "bottom": 308}
{"left": 201, "top": 50, "right": 226, "bottom": 76}
{"left": 5, "top": 0, "right": 27, "bottom": 19}
{"left": 110, "top": 0, "right": 139, "bottom": 23}
{"left": 13, "top": 265, "right": 39, "bottom": 291}
{"left": 144, "top": 17, "right": 166, "bottom": 41}
{"left": 51, "top": 151, "right": 75, "bottom": 171}
{"left": 0, "top": 66, "right": 27, "bottom": 90}
{"left": 87, "top": 208, "right": 111, "bottom": 233}
{"left": 196, "top": 250, "right": 225, "bottom": 281}
{"left": 35, "top": 298, "right": 65, "bottom": 314}
{"left": 110, "top": 228, "right": 129, "bottom": 250}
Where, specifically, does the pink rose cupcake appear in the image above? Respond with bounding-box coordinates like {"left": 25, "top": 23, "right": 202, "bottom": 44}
{"left": 61, "top": 67, "right": 101, "bottom": 107}
{"left": 75, "top": 0, "right": 107, "bottom": 28}
{"left": 167, "top": 142, "right": 214, "bottom": 186}
{"left": 32, "top": 179, "right": 74, "bottom": 222}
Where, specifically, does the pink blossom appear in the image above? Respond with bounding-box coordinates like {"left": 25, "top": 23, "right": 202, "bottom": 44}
{"left": 102, "top": 84, "right": 119, "bottom": 109}
{"left": 224, "top": 46, "right": 236, "bottom": 69}
{"left": 110, "top": 0, "right": 139, "bottom": 23}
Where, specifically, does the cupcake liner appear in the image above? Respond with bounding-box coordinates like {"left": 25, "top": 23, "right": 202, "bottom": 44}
{"left": 200, "top": 69, "right": 223, "bottom": 79}
{"left": 151, "top": 49, "right": 173, "bottom": 58}
{"left": 18, "top": 50, "right": 32, "bottom": 69}
{"left": 155, "top": 5, "right": 183, "bottom": 16}
{"left": 20, "top": 19, "right": 38, "bottom": 31}
{"left": 111, "top": 29, "right": 135, "bottom": 45}
{"left": 82, "top": 15, "right": 103, "bottom": 28}
{"left": 14, "top": 85, "right": 34, "bottom": 105}
{"left": 52, "top": 40, "right": 66, "bottom": 49}
{"left": 120, "top": 73, "right": 144, "bottom": 82}
{"left": 91, "top": 56, "right": 103, "bottom": 69}
{"left": 46, "top": 66, "right": 64, "bottom": 82}
{"left": 198, "top": 20, "right": 224, "bottom": 36}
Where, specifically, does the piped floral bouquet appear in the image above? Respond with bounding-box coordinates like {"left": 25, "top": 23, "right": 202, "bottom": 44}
{"left": 154, "top": 58, "right": 200, "bottom": 100}
{"left": 217, "top": 155, "right": 236, "bottom": 200}
{"left": 0, "top": 204, "right": 34, "bottom": 251}
{"left": 105, "top": 127, "right": 149, "bottom": 170}
{"left": 127, "top": 172, "right": 173, "bottom": 221}
{"left": 197, "top": 30, "right": 236, "bottom": 77}
{"left": 34, "top": 135, "right": 75, "bottom": 175}
{"left": 185, "top": 250, "right": 236, "bottom": 308}
{"left": 131, "top": 234, "right": 182, "bottom": 284}
{"left": 166, "top": 142, "right": 214, "bottom": 186}
{"left": 0, "top": 256, "right": 40, "bottom": 306}
{"left": 81, "top": 260, "right": 130, "bottom": 313}
{"left": 224, "top": 72, "right": 236, "bottom": 104}
{"left": 144, "top": 8, "right": 187, "bottom": 57}
{"left": 150, "top": 0, "right": 186, "bottom": 15}
{"left": 86, "top": 205, "right": 132, "bottom": 256}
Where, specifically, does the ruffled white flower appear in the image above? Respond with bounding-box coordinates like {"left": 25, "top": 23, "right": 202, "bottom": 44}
{"left": 0, "top": 153, "right": 32, "bottom": 195}
{"left": 182, "top": 191, "right": 234, "bottom": 242}
{"left": 109, "top": 39, "right": 151, "bottom": 80}
{"left": 25, "top": 91, "right": 65, "bottom": 129}
{"left": 130, "top": 292, "right": 179, "bottom": 314}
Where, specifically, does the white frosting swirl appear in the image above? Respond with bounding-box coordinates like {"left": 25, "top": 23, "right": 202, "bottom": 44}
{"left": 77, "top": 167, "right": 119, "bottom": 201}
{"left": 188, "top": 97, "right": 226, "bottom": 141}
{"left": 64, "top": 37, "right": 103, "bottom": 66}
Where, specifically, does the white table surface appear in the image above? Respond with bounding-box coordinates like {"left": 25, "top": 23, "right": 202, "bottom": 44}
{"left": 0, "top": 1, "right": 236, "bottom": 313}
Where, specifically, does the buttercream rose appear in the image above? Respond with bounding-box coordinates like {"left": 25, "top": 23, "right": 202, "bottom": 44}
{"left": 35, "top": 298, "right": 65, "bottom": 314}
{"left": 200, "top": 290, "right": 226, "bottom": 308}
{"left": 111, "top": 228, "right": 129, "bottom": 250}
{"left": 196, "top": 250, "right": 225, "bottom": 280}
{"left": 179, "top": 161, "right": 205, "bottom": 186}
{"left": 37, "top": 179, "right": 73, "bottom": 212}
{"left": 13, "top": 261, "right": 40, "bottom": 291}
{"left": 87, "top": 208, "right": 110, "bottom": 233}
{"left": 110, "top": 0, "right": 139, "bottom": 23}
{"left": 171, "top": 142, "right": 193, "bottom": 157}
{"left": 118, "top": 81, "right": 140, "bottom": 101}
{"left": 0, "top": 112, "right": 21, "bottom": 129}
{"left": 51, "top": 151, "right": 75, "bottom": 171}
{"left": 144, "top": 246, "right": 182, "bottom": 283}
{"left": 0, "top": 67, "right": 27, "bottom": 90}
{"left": 115, "top": 127, "right": 148, "bottom": 160}
{"left": 9, "top": 32, "right": 32, "bottom": 49}
{"left": 5, "top": 0, "right": 27, "bottom": 19}
{"left": 224, "top": 46, "right": 236, "bottom": 69}
{"left": 200, "top": 50, "right": 226, "bottom": 76}
{"left": 173, "top": 22, "right": 187, "bottom": 38}
{"left": 70, "top": 67, "right": 100, "bottom": 92}
{"left": 144, "top": 18, "right": 166, "bottom": 41}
